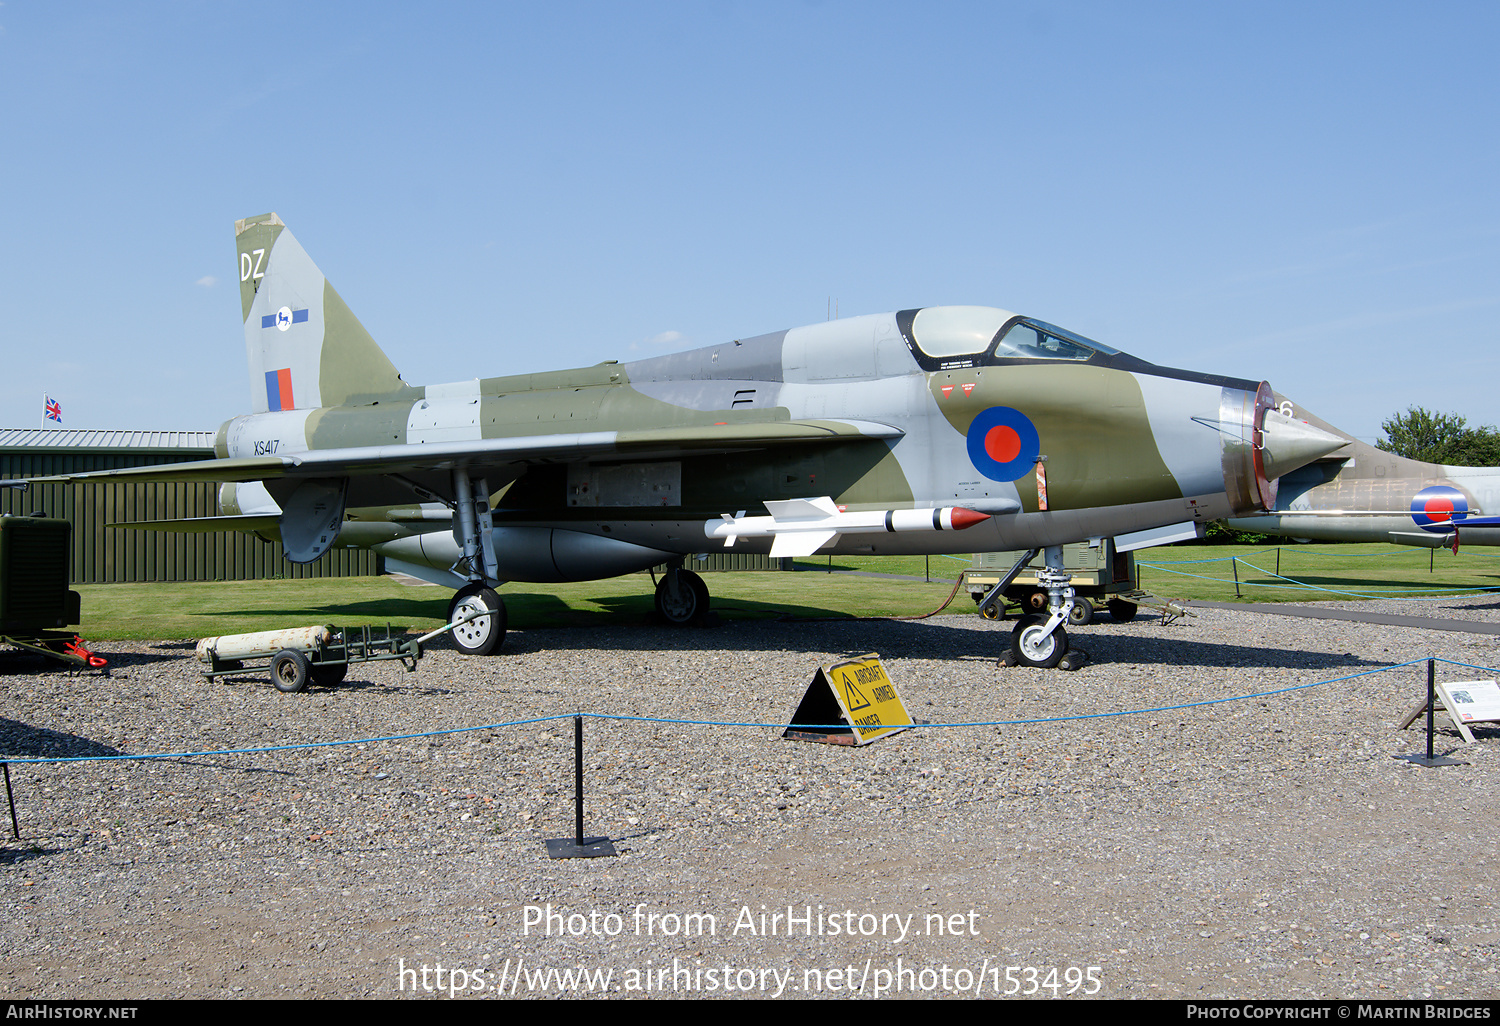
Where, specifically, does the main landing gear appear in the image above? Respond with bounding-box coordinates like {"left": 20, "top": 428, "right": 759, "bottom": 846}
{"left": 654, "top": 566, "right": 710, "bottom": 626}
{"left": 449, "top": 583, "right": 507, "bottom": 657}
{"left": 447, "top": 470, "right": 508, "bottom": 656}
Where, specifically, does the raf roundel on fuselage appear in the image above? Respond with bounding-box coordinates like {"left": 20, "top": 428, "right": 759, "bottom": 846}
{"left": 1411, "top": 485, "right": 1470, "bottom": 532}
{"left": 896, "top": 305, "right": 1120, "bottom": 482}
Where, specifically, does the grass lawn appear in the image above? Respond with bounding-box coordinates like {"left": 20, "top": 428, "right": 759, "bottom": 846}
{"left": 69, "top": 570, "right": 963, "bottom": 642}
{"left": 1134, "top": 543, "right": 1500, "bottom": 605}
{"left": 63, "top": 544, "right": 1500, "bottom": 641}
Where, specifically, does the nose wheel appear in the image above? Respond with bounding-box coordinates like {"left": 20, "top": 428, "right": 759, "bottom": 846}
{"left": 1010, "top": 614, "right": 1069, "bottom": 669}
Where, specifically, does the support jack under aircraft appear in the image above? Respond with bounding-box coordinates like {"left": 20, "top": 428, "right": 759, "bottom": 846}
{"left": 40, "top": 214, "right": 1347, "bottom": 667}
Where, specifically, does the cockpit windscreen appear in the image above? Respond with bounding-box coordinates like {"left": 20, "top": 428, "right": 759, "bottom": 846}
{"left": 899, "top": 305, "right": 1119, "bottom": 370}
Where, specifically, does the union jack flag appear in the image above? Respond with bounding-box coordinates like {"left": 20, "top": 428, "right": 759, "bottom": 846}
{"left": 44, "top": 395, "right": 62, "bottom": 424}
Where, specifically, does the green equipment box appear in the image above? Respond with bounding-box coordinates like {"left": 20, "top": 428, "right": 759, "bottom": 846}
{"left": 964, "top": 541, "right": 1139, "bottom": 624}
{"left": 0, "top": 516, "right": 81, "bottom": 633}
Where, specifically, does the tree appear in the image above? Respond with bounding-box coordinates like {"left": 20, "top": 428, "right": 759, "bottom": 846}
{"left": 1377, "top": 407, "right": 1500, "bottom": 466}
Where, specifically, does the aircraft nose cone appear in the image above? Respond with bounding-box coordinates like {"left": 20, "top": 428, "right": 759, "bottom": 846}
{"left": 1259, "top": 413, "right": 1347, "bottom": 480}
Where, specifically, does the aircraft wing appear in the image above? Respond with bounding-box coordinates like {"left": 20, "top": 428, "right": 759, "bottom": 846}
{"left": 32, "top": 419, "right": 904, "bottom": 485}
{"left": 108, "top": 514, "right": 283, "bottom": 534}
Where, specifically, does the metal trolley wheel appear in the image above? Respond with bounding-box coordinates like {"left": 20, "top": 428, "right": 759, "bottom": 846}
{"left": 311, "top": 660, "right": 349, "bottom": 686}
{"left": 272, "top": 649, "right": 311, "bottom": 693}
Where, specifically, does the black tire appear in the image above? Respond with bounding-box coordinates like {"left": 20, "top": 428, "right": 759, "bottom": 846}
{"left": 1068, "top": 598, "right": 1094, "bottom": 626}
{"left": 272, "top": 649, "right": 311, "bottom": 693}
{"left": 655, "top": 569, "right": 709, "bottom": 625}
{"left": 979, "top": 602, "right": 1003, "bottom": 621}
{"left": 449, "top": 584, "right": 507, "bottom": 656}
{"left": 1107, "top": 598, "right": 1138, "bottom": 623}
{"left": 311, "top": 661, "right": 349, "bottom": 686}
{"left": 1010, "top": 614, "right": 1068, "bottom": 669}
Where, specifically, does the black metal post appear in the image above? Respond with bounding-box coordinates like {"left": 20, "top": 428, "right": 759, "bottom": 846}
{"left": 1427, "top": 658, "right": 1436, "bottom": 763}
{"left": 4, "top": 763, "right": 17, "bottom": 839}
{"left": 1232, "top": 557, "right": 1241, "bottom": 598}
{"left": 1276, "top": 547, "right": 1281, "bottom": 578}
{"left": 545, "top": 714, "right": 617, "bottom": 859}
{"left": 574, "top": 714, "right": 584, "bottom": 844}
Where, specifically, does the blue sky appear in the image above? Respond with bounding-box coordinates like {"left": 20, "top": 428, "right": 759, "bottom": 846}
{"left": 2, "top": 1, "right": 1496, "bottom": 444}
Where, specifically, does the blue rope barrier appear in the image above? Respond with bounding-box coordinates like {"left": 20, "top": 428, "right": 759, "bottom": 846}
{"left": 1231, "top": 556, "right": 1500, "bottom": 599}
{"left": 7, "top": 657, "right": 1488, "bottom": 767}
{"left": 1138, "top": 558, "right": 1500, "bottom": 600}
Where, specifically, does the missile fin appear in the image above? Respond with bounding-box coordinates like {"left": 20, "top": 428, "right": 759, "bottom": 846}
{"left": 769, "top": 530, "right": 838, "bottom": 558}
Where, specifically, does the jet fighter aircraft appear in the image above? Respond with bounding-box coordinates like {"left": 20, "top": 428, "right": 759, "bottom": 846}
{"left": 40, "top": 214, "right": 1345, "bottom": 666}
{"left": 1227, "top": 396, "right": 1500, "bottom": 550}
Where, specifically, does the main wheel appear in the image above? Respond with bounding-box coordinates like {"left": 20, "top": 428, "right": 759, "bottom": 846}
{"left": 655, "top": 569, "right": 710, "bottom": 626}
{"left": 1107, "top": 598, "right": 1138, "bottom": 623}
{"left": 1010, "top": 614, "right": 1068, "bottom": 669}
{"left": 1067, "top": 597, "right": 1095, "bottom": 626}
{"left": 449, "top": 584, "right": 507, "bottom": 656}
{"left": 272, "top": 649, "right": 311, "bottom": 692}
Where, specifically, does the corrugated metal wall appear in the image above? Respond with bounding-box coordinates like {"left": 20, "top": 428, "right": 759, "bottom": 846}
{"left": 0, "top": 448, "right": 378, "bottom": 584}
{"left": 693, "top": 552, "right": 787, "bottom": 572}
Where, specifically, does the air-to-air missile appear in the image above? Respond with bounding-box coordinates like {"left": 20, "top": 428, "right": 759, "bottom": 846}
{"left": 1227, "top": 395, "right": 1500, "bottom": 551}
{"left": 38, "top": 213, "right": 1346, "bottom": 667}
{"left": 706, "top": 498, "right": 993, "bottom": 557}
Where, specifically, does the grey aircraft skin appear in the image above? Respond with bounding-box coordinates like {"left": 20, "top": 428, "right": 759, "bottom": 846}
{"left": 1227, "top": 395, "right": 1500, "bottom": 550}
{"left": 39, "top": 214, "right": 1345, "bottom": 665}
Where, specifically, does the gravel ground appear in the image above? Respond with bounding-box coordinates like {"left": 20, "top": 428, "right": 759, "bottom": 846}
{"left": 2, "top": 595, "right": 1499, "bottom": 1000}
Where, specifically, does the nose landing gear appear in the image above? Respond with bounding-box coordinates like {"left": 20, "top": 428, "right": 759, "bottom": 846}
{"left": 1004, "top": 545, "right": 1087, "bottom": 670}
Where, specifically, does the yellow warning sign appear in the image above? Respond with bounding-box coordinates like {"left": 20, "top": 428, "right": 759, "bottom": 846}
{"left": 783, "top": 652, "right": 914, "bottom": 746}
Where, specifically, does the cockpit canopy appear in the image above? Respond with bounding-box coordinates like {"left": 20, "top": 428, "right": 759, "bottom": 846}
{"left": 897, "top": 305, "right": 1119, "bottom": 371}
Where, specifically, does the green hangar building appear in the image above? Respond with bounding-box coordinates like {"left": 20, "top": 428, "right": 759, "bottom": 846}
{"left": 0, "top": 428, "right": 378, "bottom": 585}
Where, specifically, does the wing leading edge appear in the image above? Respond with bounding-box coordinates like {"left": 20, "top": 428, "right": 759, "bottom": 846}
{"left": 33, "top": 419, "right": 905, "bottom": 486}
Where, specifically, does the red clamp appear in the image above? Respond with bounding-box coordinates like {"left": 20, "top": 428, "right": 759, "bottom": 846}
{"left": 63, "top": 636, "right": 109, "bottom": 669}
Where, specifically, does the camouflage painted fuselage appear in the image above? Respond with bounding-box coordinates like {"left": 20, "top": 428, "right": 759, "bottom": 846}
{"left": 6, "top": 211, "right": 1296, "bottom": 591}
{"left": 34, "top": 215, "right": 1348, "bottom": 593}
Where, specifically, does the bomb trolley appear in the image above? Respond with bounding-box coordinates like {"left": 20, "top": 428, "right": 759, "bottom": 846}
{"left": 195, "top": 610, "right": 491, "bottom": 692}
{"left": 196, "top": 624, "right": 416, "bottom": 692}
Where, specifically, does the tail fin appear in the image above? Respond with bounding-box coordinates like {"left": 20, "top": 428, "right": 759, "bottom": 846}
{"left": 235, "top": 213, "right": 413, "bottom": 413}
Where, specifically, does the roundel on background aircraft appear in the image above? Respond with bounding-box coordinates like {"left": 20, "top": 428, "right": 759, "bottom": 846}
{"left": 966, "top": 407, "right": 1040, "bottom": 482}
{"left": 1411, "top": 485, "right": 1470, "bottom": 532}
